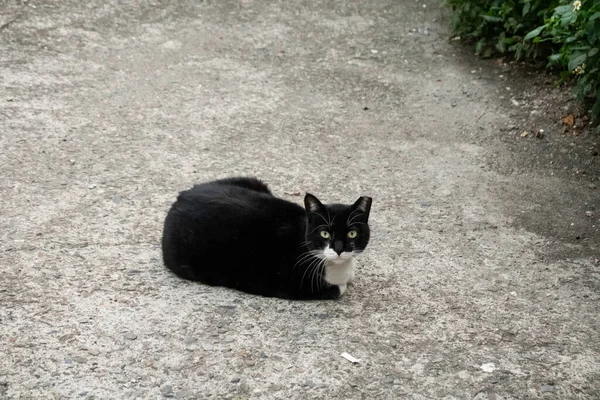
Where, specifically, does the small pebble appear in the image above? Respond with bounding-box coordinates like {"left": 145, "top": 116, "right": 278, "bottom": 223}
{"left": 160, "top": 384, "right": 174, "bottom": 397}
{"left": 541, "top": 385, "right": 555, "bottom": 393}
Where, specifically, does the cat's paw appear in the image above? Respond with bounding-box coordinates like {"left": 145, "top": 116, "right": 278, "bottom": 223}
{"left": 347, "top": 270, "right": 355, "bottom": 285}
{"left": 338, "top": 284, "right": 347, "bottom": 297}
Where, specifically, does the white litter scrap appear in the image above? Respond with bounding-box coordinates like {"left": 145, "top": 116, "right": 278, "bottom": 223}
{"left": 341, "top": 352, "right": 360, "bottom": 364}
{"left": 480, "top": 363, "right": 496, "bottom": 373}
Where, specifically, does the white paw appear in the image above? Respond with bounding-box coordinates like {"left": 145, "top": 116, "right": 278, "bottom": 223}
{"left": 338, "top": 284, "right": 347, "bottom": 296}
{"left": 347, "top": 270, "right": 355, "bottom": 284}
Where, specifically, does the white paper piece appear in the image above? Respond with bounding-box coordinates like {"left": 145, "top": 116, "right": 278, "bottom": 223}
{"left": 341, "top": 352, "right": 360, "bottom": 364}
{"left": 480, "top": 363, "right": 496, "bottom": 373}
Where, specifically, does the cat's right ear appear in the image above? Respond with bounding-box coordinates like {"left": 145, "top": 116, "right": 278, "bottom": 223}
{"left": 304, "top": 193, "right": 325, "bottom": 214}
{"left": 353, "top": 196, "right": 372, "bottom": 219}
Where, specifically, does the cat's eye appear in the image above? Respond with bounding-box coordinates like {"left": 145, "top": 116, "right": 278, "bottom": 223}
{"left": 320, "top": 231, "right": 330, "bottom": 239}
{"left": 347, "top": 230, "right": 358, "bottom": 239}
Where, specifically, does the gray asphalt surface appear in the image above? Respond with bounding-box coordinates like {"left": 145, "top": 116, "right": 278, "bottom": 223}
{"left": 1, "top": 0, "right": 599, "bottom": 399}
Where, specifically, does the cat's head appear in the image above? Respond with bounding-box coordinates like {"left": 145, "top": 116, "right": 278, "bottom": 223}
{"left": 304, "top": 193, "right": 372, "bottom": 264}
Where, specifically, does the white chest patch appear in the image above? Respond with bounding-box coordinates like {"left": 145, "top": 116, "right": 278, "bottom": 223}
{"left": 324, "top": 258, "right": 355, "bottom": 286}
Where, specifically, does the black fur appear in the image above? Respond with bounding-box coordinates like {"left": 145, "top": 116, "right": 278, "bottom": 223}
{"left": 161, "top": 177, "right": 372, "bottom": 300}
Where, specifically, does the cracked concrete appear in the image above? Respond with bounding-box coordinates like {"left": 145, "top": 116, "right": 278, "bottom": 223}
{"left": 1, "top": 0, "right": 599, "bottom": 399}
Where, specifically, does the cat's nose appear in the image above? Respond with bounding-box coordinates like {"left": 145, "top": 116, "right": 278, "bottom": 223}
{"left": 333, "top": 240, "right": 344, "bottom": 255}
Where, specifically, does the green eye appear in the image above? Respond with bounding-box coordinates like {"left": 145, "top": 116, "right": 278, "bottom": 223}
{"left": 347, "top": 230, "right": 358, "bottom": 239}
{"left": 320, "top": 231, "right": 330, "bottom": 239}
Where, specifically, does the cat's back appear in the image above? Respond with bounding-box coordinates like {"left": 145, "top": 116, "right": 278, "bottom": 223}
{"left": 161, "top": 177, "right": 305, "bottom": 283}
{"left": 164, "top": 177, "right": 304, "bottom": 236}
{"left": 172, "top": 178, "right": 281, "bottom": 218}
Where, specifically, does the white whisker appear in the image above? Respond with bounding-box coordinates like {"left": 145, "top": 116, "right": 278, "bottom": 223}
{"left": 294, "top": 250, "right": 323, "bottom": 270}
{"left": 310, "top": 257, "right": 325, "bottom": 294}
{"left": 309, "top": 212, "right": 330, "bottom": 227}
{"left": 346, "top": 209, "right": 361, "bottom": 225}
{"left": 309, "top": 224, "right": 330, "bottom": 235}
{"left": 347, "top": 212, "right": 363, "bottom": 226}
{"left": 326, "top": 208, "right": 333, "bottom": 226}
{"left": 301, "top": 256, "right": 322, "bottom": 289}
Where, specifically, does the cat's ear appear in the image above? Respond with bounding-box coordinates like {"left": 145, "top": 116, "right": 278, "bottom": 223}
{"left": 353, "top": 196, "right": 372, "bottom": 219}
{"left": 304, "top": 193, "right": 325, "bottom": 214}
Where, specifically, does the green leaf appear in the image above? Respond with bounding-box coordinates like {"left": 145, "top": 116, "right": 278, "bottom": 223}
{"left": 475, "top": 40, "right": 484, "bottom": 55}
{"left": 561, "top": 11, "right": 577, "bottom": 27}
{"left": 568, "top": 52, "right": 587, "bottom": 71}
{"left": 556, "top": 70, "right": 572, "bottom": 86}
{"left": 590, "top": 12, "right": 600, "bottom": 21}
{"left": 570, "top": 46, "right": 591, "bottom": 51}
{"left": 524, "top": 25, "right": 546, "bottom": 40}
{"left": 589, "top": 48, "right": 599, "bottom": 57}
{"left": 481, "top": 15, "right": 502, "bottom": 22}
{"left": 554, "top": 5, "right": 572, "bottom": 17}
{"left": 585, "top": 20, "right": 599, "bottom": 37}
{"left": 549, "top": 54, "right": 561, "bottom": 61}
{"left": 523, "top": 2, "right": 531, "bottom": 17}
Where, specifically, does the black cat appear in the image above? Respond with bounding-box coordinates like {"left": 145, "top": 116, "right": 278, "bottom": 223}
{"left": 161, "top": 177, "right": 372, "bottom": 300}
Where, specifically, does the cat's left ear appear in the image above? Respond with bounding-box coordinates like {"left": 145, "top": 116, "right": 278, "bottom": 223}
{"left": 353, "top": 196, "right": 372, "bottom": 219}
{"left": 304, "top": 193, "right": 326, "bottom": 214}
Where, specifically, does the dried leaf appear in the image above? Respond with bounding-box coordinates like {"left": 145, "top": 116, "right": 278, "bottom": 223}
{"left": 520, "top": 130, "right": 529, "bottom": 137}
{"left": 561, "top": 114, "right": 575, "bottom": 127}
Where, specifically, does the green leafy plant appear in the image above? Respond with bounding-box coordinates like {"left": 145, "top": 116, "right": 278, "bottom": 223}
{"left": 446, "top": 0, "right": 600, "bottom": 132}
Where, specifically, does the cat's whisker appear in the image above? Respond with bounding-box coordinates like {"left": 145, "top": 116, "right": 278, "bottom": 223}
{"left": 295, "top": 249, "right": 322, "bottom": 266}
{"left": 293, "top": 256, "right": 312, "bottom": 271}
{"left": 310, "top": 258, "right": 325, "bottom": 294}
{"left": 347, "top": 212, "right": 363, "bottom": 226}
{"left": 309, "top": 261, "right": 316, "bottom": 293}
{"left": 301, "top": 256, "right": 322, "bottom": 289}
{"left": 316, "top": 259, "right": 326, "bottom": 293}
{"left": 348, "top": 222, "right": 367, "bottom": 228}
{"left": 309, "top": 224, "right": 330, "bottom": 235}
{"left": 296, "top": 250, "right": 321, "bottom": 271}
{"left": 346, "top": 209, "right": 361, "bottom": 225}
{"left": 309, "top": 212, "right": 330, "bottom": 227}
